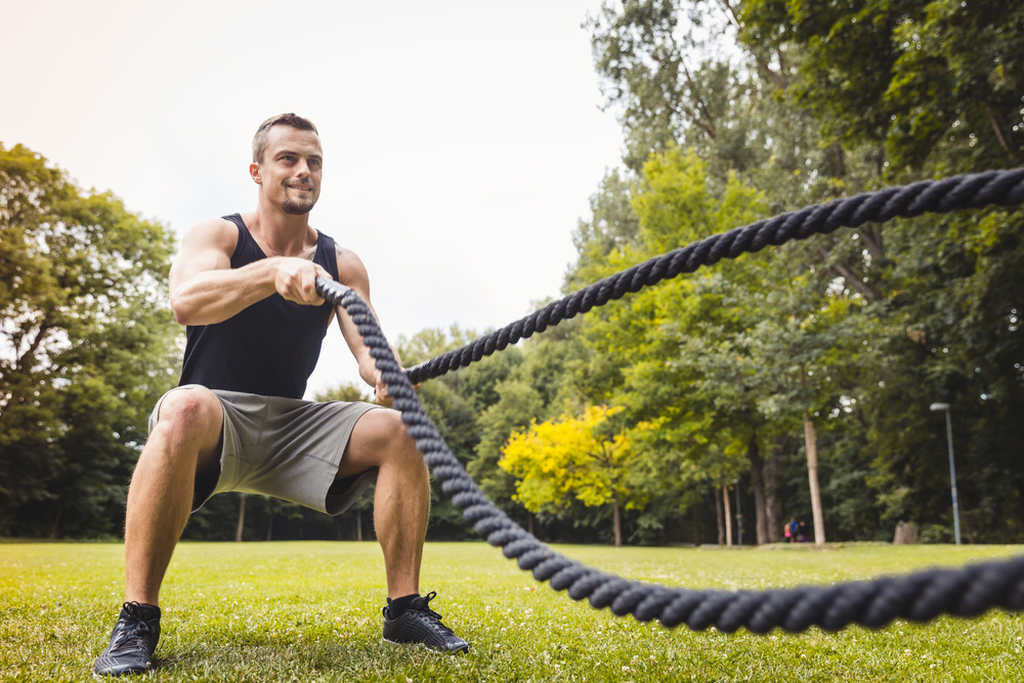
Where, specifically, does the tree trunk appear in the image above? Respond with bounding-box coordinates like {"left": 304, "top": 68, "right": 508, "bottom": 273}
{"left": 765, "top": 441, "right": 784, "bottom": 542}
{"left": 355, "top": 509, "right": 363, "bottom": 541}
{"left": 803, "top": 410, "right": 826, "bottom": 546}
{"left": 734, "top": 481, "right": 744, "bottom": 546}
{"left": 235, "top": 494, "right": 246, "bottom": 542}
{"left": 722, "top": 485, "right": 733, "bottom": 547}
{"left": 528, "top": 514, "right": 534, "bottom": 537}
{"left": 748, "top": 438, "right": 769, "bottom": 545}
{"left": 612, "top": 499, "right": 622, "bottom": 547}
{"left": 50, "top": 504, "right": 63, "bottom": 539}
{"left": 858, "top": 225, "right": 886, "bottom": 263}
{"left": 820, "top": 246, "right": 878, "bottom": 300}
{"left": 266, "top": 510, "right": 274, "bottom": 541}
{"left": 691, "top": 503, "right": 701, "bottom": 545}
{"left": 714, "top": 489, "right": 724, "bottom": 545}
{"left": 985, "top": 102, "right": 1018, "bottom": 158}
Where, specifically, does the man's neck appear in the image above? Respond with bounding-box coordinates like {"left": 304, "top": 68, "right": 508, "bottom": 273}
{"left": 246, "top": 200, "right": 316, "bottom": 257}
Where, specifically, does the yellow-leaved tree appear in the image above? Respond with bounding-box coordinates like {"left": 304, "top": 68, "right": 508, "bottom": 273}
{"left": 499, "top": 405, "right": 647, "bottom": 546}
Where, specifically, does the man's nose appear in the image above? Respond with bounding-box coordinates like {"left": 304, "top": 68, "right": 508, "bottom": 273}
{"left": 295, "top": 159, "right": 311, "bottom": 178}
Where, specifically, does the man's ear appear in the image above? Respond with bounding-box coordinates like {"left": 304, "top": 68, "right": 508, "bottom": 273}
{"left": 249, "top": 163, "right": 262, "bottom": 185}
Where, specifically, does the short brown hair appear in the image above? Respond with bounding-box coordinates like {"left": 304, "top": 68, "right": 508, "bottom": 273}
{"left": 252, "top": 113, "right": 319, "bottom": 163}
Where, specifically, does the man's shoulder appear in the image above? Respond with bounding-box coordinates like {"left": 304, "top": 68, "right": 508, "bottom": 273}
{"left": 332, "top": 243, "right": 370, "bottom": 288}
{"left": 182, "top": 216, "right": 241, "bottom": 250}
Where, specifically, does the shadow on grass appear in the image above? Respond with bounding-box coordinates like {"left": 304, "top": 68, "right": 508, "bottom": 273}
{"left": 154, "top": 627, "right": 466, "bottom": 678}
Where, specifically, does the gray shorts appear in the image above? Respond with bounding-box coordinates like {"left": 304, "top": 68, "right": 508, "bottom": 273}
{"left": 148, "top": 385, "right": 380, "bottom": 515}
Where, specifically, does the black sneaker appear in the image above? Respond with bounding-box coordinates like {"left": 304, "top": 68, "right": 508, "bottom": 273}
{"left": 382, "top": 591, "right": 469, "bottom": 653}
{"left": 93, "top": 601, "right": 161, "bottom": 676}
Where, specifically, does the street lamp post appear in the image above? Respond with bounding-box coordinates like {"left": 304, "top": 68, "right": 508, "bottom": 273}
{"left": 929, "top": 402, "right": 961, "bottom": 545}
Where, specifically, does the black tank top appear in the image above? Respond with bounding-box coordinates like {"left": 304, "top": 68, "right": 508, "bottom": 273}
{"left": 178, "top": 213, "right": 340, "bottom": 398}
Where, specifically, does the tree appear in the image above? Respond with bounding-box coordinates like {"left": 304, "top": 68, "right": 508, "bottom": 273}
{"left": 739, "top": 0, "right": 1024, "bottom": 175}
{"left": 581, "top": 0, "right": 1024, "bottom": 546}
{"left": 0, "top": 143, "right": 179, "bottom": 536}
{"left": 500, "top": 406, "right": 648, "bottom": 546}
{"left": 569, "top": 148, "right": 774, "bottom": 540}
{"left": 736, "top": 0, "right": 1024, "bottom": 539}
{"left": 586, "top": 0, "right": 769, "bottom": 175}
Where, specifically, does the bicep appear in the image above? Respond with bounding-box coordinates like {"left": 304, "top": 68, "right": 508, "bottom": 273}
{"left": 169, "top": 219, "right": 236, "bottom": 293}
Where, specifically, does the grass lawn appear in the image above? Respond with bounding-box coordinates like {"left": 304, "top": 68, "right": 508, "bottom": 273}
{"left": 1, "top": 540, "right": 1022, "bottom": 681}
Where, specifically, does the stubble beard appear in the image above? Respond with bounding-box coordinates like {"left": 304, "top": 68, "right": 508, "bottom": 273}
{"left": 282, "top": 198, "right": 316, "bottom": 215}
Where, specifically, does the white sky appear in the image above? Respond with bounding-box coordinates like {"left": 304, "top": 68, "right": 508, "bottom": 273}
{"left": 3, "top": 0, "right": 624, "bottom": 398}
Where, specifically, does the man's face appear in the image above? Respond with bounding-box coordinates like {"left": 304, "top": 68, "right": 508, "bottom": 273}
{"left": 252, "top": 125, "right": 323, "bottom": 215}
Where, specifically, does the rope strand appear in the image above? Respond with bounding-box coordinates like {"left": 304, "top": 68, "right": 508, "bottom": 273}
{"left": 406, "top": 168, "right": 1024, "bottom": 384}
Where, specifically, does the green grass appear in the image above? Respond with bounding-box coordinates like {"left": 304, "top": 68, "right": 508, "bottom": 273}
{"left": 1, "top": 541, "right": 1022, "bottom": 681}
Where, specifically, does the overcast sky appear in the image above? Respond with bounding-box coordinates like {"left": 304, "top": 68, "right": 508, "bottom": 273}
{"left": 3, "top": 0, "right": 625, "bottom": 397}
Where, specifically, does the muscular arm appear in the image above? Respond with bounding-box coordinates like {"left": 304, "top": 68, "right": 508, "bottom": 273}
{"left": 334, "top": 246, "right": 402, "bottom": 399}
{"left": 170, "top": 218, "right": 330, "bottom": 326}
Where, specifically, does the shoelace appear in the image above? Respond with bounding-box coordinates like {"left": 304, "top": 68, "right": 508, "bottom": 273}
{"left": 409, "top": 591, "right": 455, "bottom": 635}
{"left": 111, "top": 602, "right": 154, "bottom": 650}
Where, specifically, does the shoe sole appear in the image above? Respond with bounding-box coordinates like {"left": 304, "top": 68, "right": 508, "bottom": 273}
{"left": 92, "top": 664, "right": 153, "bottom": 677}
{"left": 382, "top": 637, "right": 469, "bottom": 654}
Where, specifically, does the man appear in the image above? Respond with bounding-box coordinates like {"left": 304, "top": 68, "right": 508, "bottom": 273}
{"left": 94, "top": 113, "right": 469, "bottom": 676}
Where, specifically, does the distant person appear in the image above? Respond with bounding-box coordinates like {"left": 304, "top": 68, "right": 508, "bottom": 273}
{"left": 93, "top": 114, "right": 469, "bottom": 677}
{"left": 797, "top": 520, "right": 809, "bottom": 543}
{"left": 788, "top": 518, "right": 799, "bottom": 543}
{"left": 785, "top": 518, "right": 794, "bottom": 543}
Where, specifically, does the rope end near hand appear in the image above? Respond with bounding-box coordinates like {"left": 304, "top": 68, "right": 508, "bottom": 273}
{"left": 315, "top": 277, "right": 351, "bottom": 305}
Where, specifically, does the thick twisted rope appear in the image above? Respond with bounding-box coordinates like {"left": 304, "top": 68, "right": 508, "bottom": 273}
{"left": 316, "top": 168, "right": 1024, "bottom": 633}
{"left": 406, "top": 168, "right": 1024, "bottom": 384}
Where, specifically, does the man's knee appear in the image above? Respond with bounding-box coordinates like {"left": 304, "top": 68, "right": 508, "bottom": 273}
{"left": 361, "top": 409, "right": 419, "bottom": 462}
{"left": 153, "top": 387, "right": 222, "bottom": 451}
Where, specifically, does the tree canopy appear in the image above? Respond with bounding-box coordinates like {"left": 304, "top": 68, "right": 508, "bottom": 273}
{"left": 0, "top": 143, "right": 179, "bottom": 537}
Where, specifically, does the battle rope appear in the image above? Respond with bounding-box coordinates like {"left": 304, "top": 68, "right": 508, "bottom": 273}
{"left": 406, "top": 168, "right": 1024, "bottom": 385}
{"left": 315, "top": 168, "right": 1024, "bottom": 633}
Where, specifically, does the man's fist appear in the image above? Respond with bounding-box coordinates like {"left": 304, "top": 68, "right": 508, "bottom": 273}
{"left": 274, "top": 258, "right": 331, "bottom": 305}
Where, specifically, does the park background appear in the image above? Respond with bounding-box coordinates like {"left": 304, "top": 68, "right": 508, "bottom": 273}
{"left": 2, "top": 0, "right": 1023, "bottom": 550}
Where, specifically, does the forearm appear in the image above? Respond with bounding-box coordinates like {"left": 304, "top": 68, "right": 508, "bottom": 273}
{"left": 170, "top": 259, "right": 279, "bottom": 326}
{"left": 332, "top": 246, "right": 405, "bottom": 396}
{"left": 356, "top": 339, "right": 402, "bottom": 389}
{"left": 358, "top": 355, "right": 378, "bottom": 389}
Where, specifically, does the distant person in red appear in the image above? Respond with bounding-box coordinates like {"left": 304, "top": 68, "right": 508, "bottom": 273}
{"left": 93, "top": 114, "right": 469, "bottom": 677}
{"left": 785, "top": 518, "right": 796, "bottom": 543}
